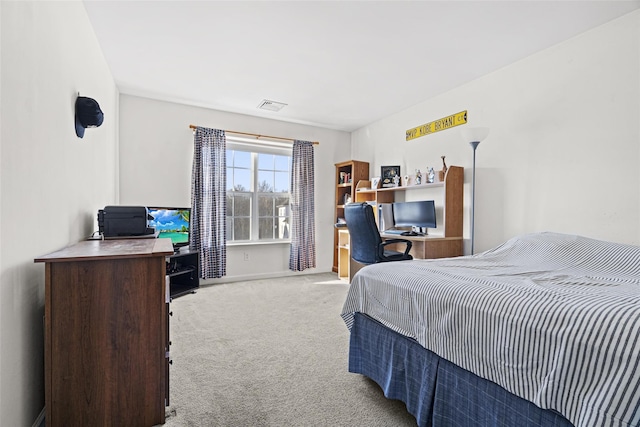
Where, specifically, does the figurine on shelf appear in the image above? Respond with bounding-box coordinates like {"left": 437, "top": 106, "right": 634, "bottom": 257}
{"left": 415, "top": 169, "right": 422, "bottom": 185}
{"left": 427, "top": 167, "right": 436, "bottom": 184}
{"left": 439, "top": 156, "right": 448, "bottom": 181}
{"left": 393, "top": 174, "right": 400, "bottom": 187}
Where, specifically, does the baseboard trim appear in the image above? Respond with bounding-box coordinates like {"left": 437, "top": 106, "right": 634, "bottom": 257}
{"left": 200, "top": 268, "right": 332, "bottom": 285}
{"left": 32, "top": 407, "right": 45, "bottom": 427}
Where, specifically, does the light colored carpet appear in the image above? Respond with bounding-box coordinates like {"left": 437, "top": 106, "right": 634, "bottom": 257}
{"left": 164, "top": 272, "right": 417, "bottom": 427}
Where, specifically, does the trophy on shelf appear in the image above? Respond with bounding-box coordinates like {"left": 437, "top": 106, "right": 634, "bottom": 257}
{"left": 427, "top": 167, "right": 436, "bottom": 183}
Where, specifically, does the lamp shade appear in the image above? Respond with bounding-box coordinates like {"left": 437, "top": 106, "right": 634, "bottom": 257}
{"left": 461, "top": 127, "right": 490, "bottom": 143}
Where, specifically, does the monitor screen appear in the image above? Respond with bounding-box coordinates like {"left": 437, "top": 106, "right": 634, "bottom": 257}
{"left": 392, "top": 200, "right": 436, "bottom": 229}
{"left": 148, "top": 207, "right": 191, "bottom": 248}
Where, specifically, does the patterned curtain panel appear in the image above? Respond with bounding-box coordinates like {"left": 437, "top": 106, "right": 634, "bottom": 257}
{"left": 191, "top": 127, "right": 227, "bottom": 279}
{"left": 289, "top": 140, "right": 316, "bottom": 271}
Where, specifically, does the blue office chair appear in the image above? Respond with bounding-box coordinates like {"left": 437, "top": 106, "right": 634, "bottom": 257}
{"left": 344, "top": 202, "right": 413, "bottom": 265}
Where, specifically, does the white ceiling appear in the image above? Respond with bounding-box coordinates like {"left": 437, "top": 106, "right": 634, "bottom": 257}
{"left": 83, "top": 1, "right": 640, "bottom": 132}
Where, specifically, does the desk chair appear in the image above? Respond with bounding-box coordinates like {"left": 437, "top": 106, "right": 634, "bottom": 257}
{"left": 344, "top": 202, "right": 413, "bottom": 265}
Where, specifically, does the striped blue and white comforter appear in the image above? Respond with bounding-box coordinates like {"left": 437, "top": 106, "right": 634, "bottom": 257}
{"left": 341, "top": 232, "right": 640, "bottom": 427}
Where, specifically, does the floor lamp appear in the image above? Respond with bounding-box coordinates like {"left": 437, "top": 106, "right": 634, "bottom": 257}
{"left": 460, "top": 127, "right": 489, "bottom": 255}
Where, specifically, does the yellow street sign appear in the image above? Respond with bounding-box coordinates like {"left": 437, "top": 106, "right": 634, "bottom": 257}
{"left": 406, "top": 110, "right": 468, "bottom": 141}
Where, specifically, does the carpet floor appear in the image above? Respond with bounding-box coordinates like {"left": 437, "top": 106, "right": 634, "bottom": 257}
{"left": 163, "top": 272, "right": 417, "bottom": 427}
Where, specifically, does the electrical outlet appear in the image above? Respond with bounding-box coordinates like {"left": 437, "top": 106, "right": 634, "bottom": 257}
{"left": 243, "top": 252, "right": 250, "bottom": 261}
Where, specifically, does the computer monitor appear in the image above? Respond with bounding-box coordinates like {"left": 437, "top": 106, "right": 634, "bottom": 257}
{"left": 148, "top": 207, "right": 191, "bottom": 250}
{"left": 392, "top": 200, "right": 436, "bottom": 234}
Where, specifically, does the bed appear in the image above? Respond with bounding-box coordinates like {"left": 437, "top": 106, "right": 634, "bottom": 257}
{"left": 341, "top": 232, "right": 640, "bottom": 427}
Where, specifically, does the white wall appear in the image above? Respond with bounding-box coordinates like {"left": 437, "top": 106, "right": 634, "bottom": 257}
{"left": 352, "top": 10, "right": 640, "bottom": 252}
{"left": 0, "top": 2, "right": 118, "bottom": 425}
{"left": 119, "top": 95, "right": 350, "bottom": 282}
{"left": 3, "top": 5, "right": 637, "bottom": 425}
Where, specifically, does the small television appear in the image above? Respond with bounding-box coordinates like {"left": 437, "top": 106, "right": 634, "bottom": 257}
{"left": 148, "top": 207, "right": 191, "bottom": 249}
{"left": 392, "top": 200, "right": 436, "bottom": 234}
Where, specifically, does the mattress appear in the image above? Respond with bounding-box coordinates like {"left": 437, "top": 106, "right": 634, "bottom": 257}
{"left": 341, "top": 232, "right": 640, "bottom": 427}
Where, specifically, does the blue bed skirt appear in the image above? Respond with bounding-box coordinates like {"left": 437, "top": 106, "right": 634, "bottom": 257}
{"left": 348, "top": 312, "right": 574, "bottom": 427}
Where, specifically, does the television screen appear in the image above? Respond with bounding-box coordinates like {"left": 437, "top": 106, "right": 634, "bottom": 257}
{"left": 392, "top": 200, "right": 436, "bottom": 229}
{"left": 148, "top": 207, "right": 191, "bottom": 248}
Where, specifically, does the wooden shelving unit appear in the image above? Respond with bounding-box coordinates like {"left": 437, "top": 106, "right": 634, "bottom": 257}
{"left": 341, "top": 166, "right": 464, "bottom": 280}
{"left": 355, "top": 166, "right": 464, "bottom": 239}
{"left": 337, "top": 229, "right": 350, "bottom": 280}
{"left": 333, "top": 160, "right": 369, "bottom": 272}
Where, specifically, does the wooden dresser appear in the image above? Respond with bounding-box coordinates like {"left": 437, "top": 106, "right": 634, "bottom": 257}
{"left": 35, "top": 238, "right": 174, "bottom": 427}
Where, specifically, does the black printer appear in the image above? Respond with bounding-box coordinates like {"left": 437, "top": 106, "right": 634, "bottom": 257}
{"left": 97, "top": 206, "right": 155, "bottom": 237}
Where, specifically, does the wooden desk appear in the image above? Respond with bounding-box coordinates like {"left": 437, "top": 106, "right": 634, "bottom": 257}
{"left": 35, "top": 238, "right": 174, "bottom": 427}
{"left": 381, "top": 233, "right": 463, "bottom": 259}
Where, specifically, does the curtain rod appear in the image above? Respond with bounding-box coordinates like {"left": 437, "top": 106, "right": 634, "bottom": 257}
{"left": 189, "top": 124, "right": 319, "bottom": 145}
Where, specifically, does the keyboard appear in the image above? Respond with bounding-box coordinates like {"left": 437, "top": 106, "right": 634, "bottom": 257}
{"left": 383, "top": 229, "right": 405, "bottom": 235}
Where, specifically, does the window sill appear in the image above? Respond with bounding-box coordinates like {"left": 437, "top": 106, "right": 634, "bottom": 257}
{"left": 227, "top": 240, "right": 291, "bottom": 247}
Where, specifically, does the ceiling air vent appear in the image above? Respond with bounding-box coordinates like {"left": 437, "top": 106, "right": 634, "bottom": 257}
{"left": 257, "top": 99, "right": 287, "bottom": 112}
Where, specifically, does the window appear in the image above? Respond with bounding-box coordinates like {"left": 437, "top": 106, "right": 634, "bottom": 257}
{"left": 226, "top": 141, "right": 291, "bottom": 242}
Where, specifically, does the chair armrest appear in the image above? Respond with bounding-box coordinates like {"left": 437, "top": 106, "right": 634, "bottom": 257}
{"left": 379, "top": 239, "right": 413, "bottom": 258}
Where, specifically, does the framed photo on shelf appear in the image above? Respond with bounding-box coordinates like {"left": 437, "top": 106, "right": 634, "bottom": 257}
{"left": 371, "top": 177, "right": 381, "bottom": 189}
{"left": 381, "top": 165, "right": 401, "bottom": 188}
